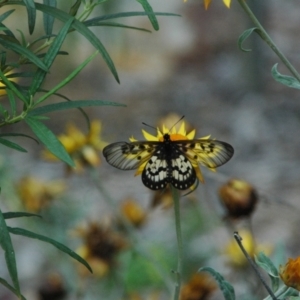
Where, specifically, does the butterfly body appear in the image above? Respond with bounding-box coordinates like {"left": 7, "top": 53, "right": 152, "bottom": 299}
{"left": 103, "top": 132, "right": 233, "bottom": 190}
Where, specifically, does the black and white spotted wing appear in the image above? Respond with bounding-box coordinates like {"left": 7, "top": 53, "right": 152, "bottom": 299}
{"left": 141, "top": 145, "right": 197, "bottom": 190}
{"left": 103, "top": 134, "right": 234, "bottom": 190}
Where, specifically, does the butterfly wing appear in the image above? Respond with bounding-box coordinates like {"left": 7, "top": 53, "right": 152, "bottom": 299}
{"left": 103, "top": 141, "right": 159, "bottom": 170}
{"left": 142, "top": 144, "right": 197, "bottom": 190}
{"left": 177, "top": 139, "right": 234, "bottom": 168}
{"left": 141, "top": 147, "right": 169, "bottom": 190}
{"left": 170, "top": 147, "right": 197, "bottom": 190}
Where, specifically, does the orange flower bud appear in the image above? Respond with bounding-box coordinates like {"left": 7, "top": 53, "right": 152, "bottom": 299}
{"left": 280, "top": 257, "right": 300, "bottom": 291}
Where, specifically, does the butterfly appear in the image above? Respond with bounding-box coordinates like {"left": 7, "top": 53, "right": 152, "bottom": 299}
{"left": 103, "top": 131, "right": 234, "bottom": 191}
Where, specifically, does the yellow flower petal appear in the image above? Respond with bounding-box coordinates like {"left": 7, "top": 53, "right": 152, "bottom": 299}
{"left": 142, "top": 129, "right": 159, "bottom": 141}
{"left": 223, "top": 0, "right": 231, "bottom": 8}
{"left": 204, "top": 0, "right": 212, "bottom": 9}
{"left": 177, "top": 122, "right": 186, "bottom": 136}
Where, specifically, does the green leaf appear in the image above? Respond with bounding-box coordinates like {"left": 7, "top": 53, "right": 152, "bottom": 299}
{"left": 198, "top": 267, "right": 235, "bottom": 300}
{"left": 30, "top": 17, "right": 74, "bottom": 96}
{"left": 0, "top": 9, "right": 15, "bottom": 23}
{"left": 0, "top": 137, "right": 27, "bottom": 152}
{"left": 23, "top": 0, "right": 36, "bottom": 34}
{"left": 88, "top": 21, "right": 151, "bottom": 33}
{"left": 84, "top": 11, "right": 180, "bottom": 25}
{"left": 29, "top": 99, "right": 126, "bottom": 116}
{"left": 0, "top": 10, "right": 16, "bottom": 38}
{"left": 0, "top": 133, "right": 39, "bottom": 144}
{"left": 8, "top": 226, "right": 92, "bottom": 273}
{"left": 0, "top": 277, "right": 26, "bottom": 300}
{"left": 271, "top": 64, "right": 300, "bottom": 89}
{"left": 238, "top": 27, "right": 261, "bottom": 52}
{"left": 6, "top": 88, "right": 16, "bottom": 116}
{"left": 25, "top": 116, "right": 74, "bottom": 167}
{"left": 255, "top": 252, "right": 280, "bottom": 292}
{"left": 43, "top": 0, "right": 56, "bottom": 35}
{"left": 0, "top": 209, "right": 20, "bottom": 296}
{"left": 3, "top": 212, "right": 41, "bottom": 219}
{"left": 34, "top": 51, "right": 98, "bottom": 105}
{"left": 136, "top": 0, "right": 159, "bottom": 30}
{"left": 0, "top": 36, "right": 48, "bottom": 71}
{"left": 33, "top": 3, "right": 119, "bottom": 83}
{"left": 69, "top": 0, "right": 81, "bottom": 17}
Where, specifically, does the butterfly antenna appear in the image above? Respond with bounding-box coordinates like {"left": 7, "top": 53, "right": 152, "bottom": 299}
{"left": 142, "top": 122, "right": 157, "bottom": 131}
{"left": 168, "top": 115, "right": 185, "bottom": 133}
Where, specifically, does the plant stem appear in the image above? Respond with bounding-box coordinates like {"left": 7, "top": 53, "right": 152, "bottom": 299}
{"left": 171, "top": 186, "right": 183, "bottom": 300}
{"left": 237, "top": 0, "right": 300, "bottom": 82}
{"left": 234, "top": 232, "right": 278, "bottom": 300}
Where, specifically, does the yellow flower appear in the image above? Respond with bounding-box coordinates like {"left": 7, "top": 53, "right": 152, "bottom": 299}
{"left": 183, "top": 0, "right": 231, "bottom": 9}
{"left": 180, "top": 273, "right": 216, "bottom": 300}
{"left": 121, "top": 199, "right": 147, "bottom": 228}
{"left": 224, "top": 229, "right": 272, "bottom": 268}
{"left": 280, "top": 257, "right": 300, "bottom": 291}
{"left": 43, "top": 120, "right": 107, "bottom": 172}
{"left": 17, "top": 176, "right": 66, "bottom": 212}
{"left": 130, "top": 121, "right": 213, "bottom": 184}
{"left": 75, "top": 222, "right": 127, "bottom": 277}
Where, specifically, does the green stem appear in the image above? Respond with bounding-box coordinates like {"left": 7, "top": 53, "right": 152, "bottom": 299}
{"left": 171, "top": 186, "right": 183, "bottom": 300}
{"left": 237, "top": 0, "right": 300, "bottom": 82}
{"left": 234, "top": 232, "right": 278, "bottom": 300}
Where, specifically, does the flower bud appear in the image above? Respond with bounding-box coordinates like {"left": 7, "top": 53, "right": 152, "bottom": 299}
{"left": 219, "top": 179, "right": 258, "bottom": 219}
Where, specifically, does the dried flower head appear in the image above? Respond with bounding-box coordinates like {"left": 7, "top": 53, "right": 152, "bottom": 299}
{"left": 180, "top": 273, "right": 216, "bottom": 300}
{"left": 280, "top": 257, "right": 300, "bottom": 291}
{"left": 76, "top": 222, "right": 127, "bottom": 277}
{"left": 219, "top": 179, "right": 258, "bottom": 219}
{"left": 38, "top": 273, "right": 67, "bottom": 300}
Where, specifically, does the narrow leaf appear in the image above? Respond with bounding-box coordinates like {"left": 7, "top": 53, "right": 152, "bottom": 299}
{"left": 25, "top": 116, "right": 74, "bottom": 167}
{"left": 136, "top": 0, "right": 159, "bottom": 30}
{"left": 35, "top": 51, "right": 98, "bottom": 105}
{"left": 0, "top": 10, "right": 16, "bottom": 37}
{"left": 0, "top": 210, "right": 20, "bottom": 296}
{"left": 43, "top": 0, "right": 57, "bottom": 35}
{"left": 238, "top": 27, "right": 261, "bottom": 52}
{"left": 29, "top": 99, "right": 126, "bottom": 116}
{"left": 84, "top": 11, "right": 180, "bottom": 25}
{"left": 23, "top": 0, "right": 36, "bottom": 34}
{"left": 0, "top": 9, "right": 15, "bottom": 23}
{"left": 3, "top": 212, "right": 41, "bottom": 219}
{"left": 30, "top": 17, "right": 74, "bottom": 95}
{"left": 69, "top": 0, "right": 81, "bottom": 17}
{"left": 8, "top": 226, "right": 92, "bottom": 273}
{"left": 0, "top": 277, "right": 26, "bottom": 300}
{"left": 271, "top": 64, "right": 300, "bottom": 89}
{"left": 89, "top": 21, "right": 151, "bottom": 33}
{"left": 255, "top": 252, "right": 280, "bottom": 292}
{"left": 33, "top": 3, "right": 119, "bottom": 83}
{"left": 0, "top": 137, "right": 27, "bottom": 152}
{"left": 0, "top": 133, "right": 39, "bottom": 144}
{"left": 199, "top": 267, "right": 235, "bottom": 300}
{"left": 0, "top": 36, "right": 48, "bottom": 71}
{"left": 6, "top": 88, "right": 16, "bottom": 116}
